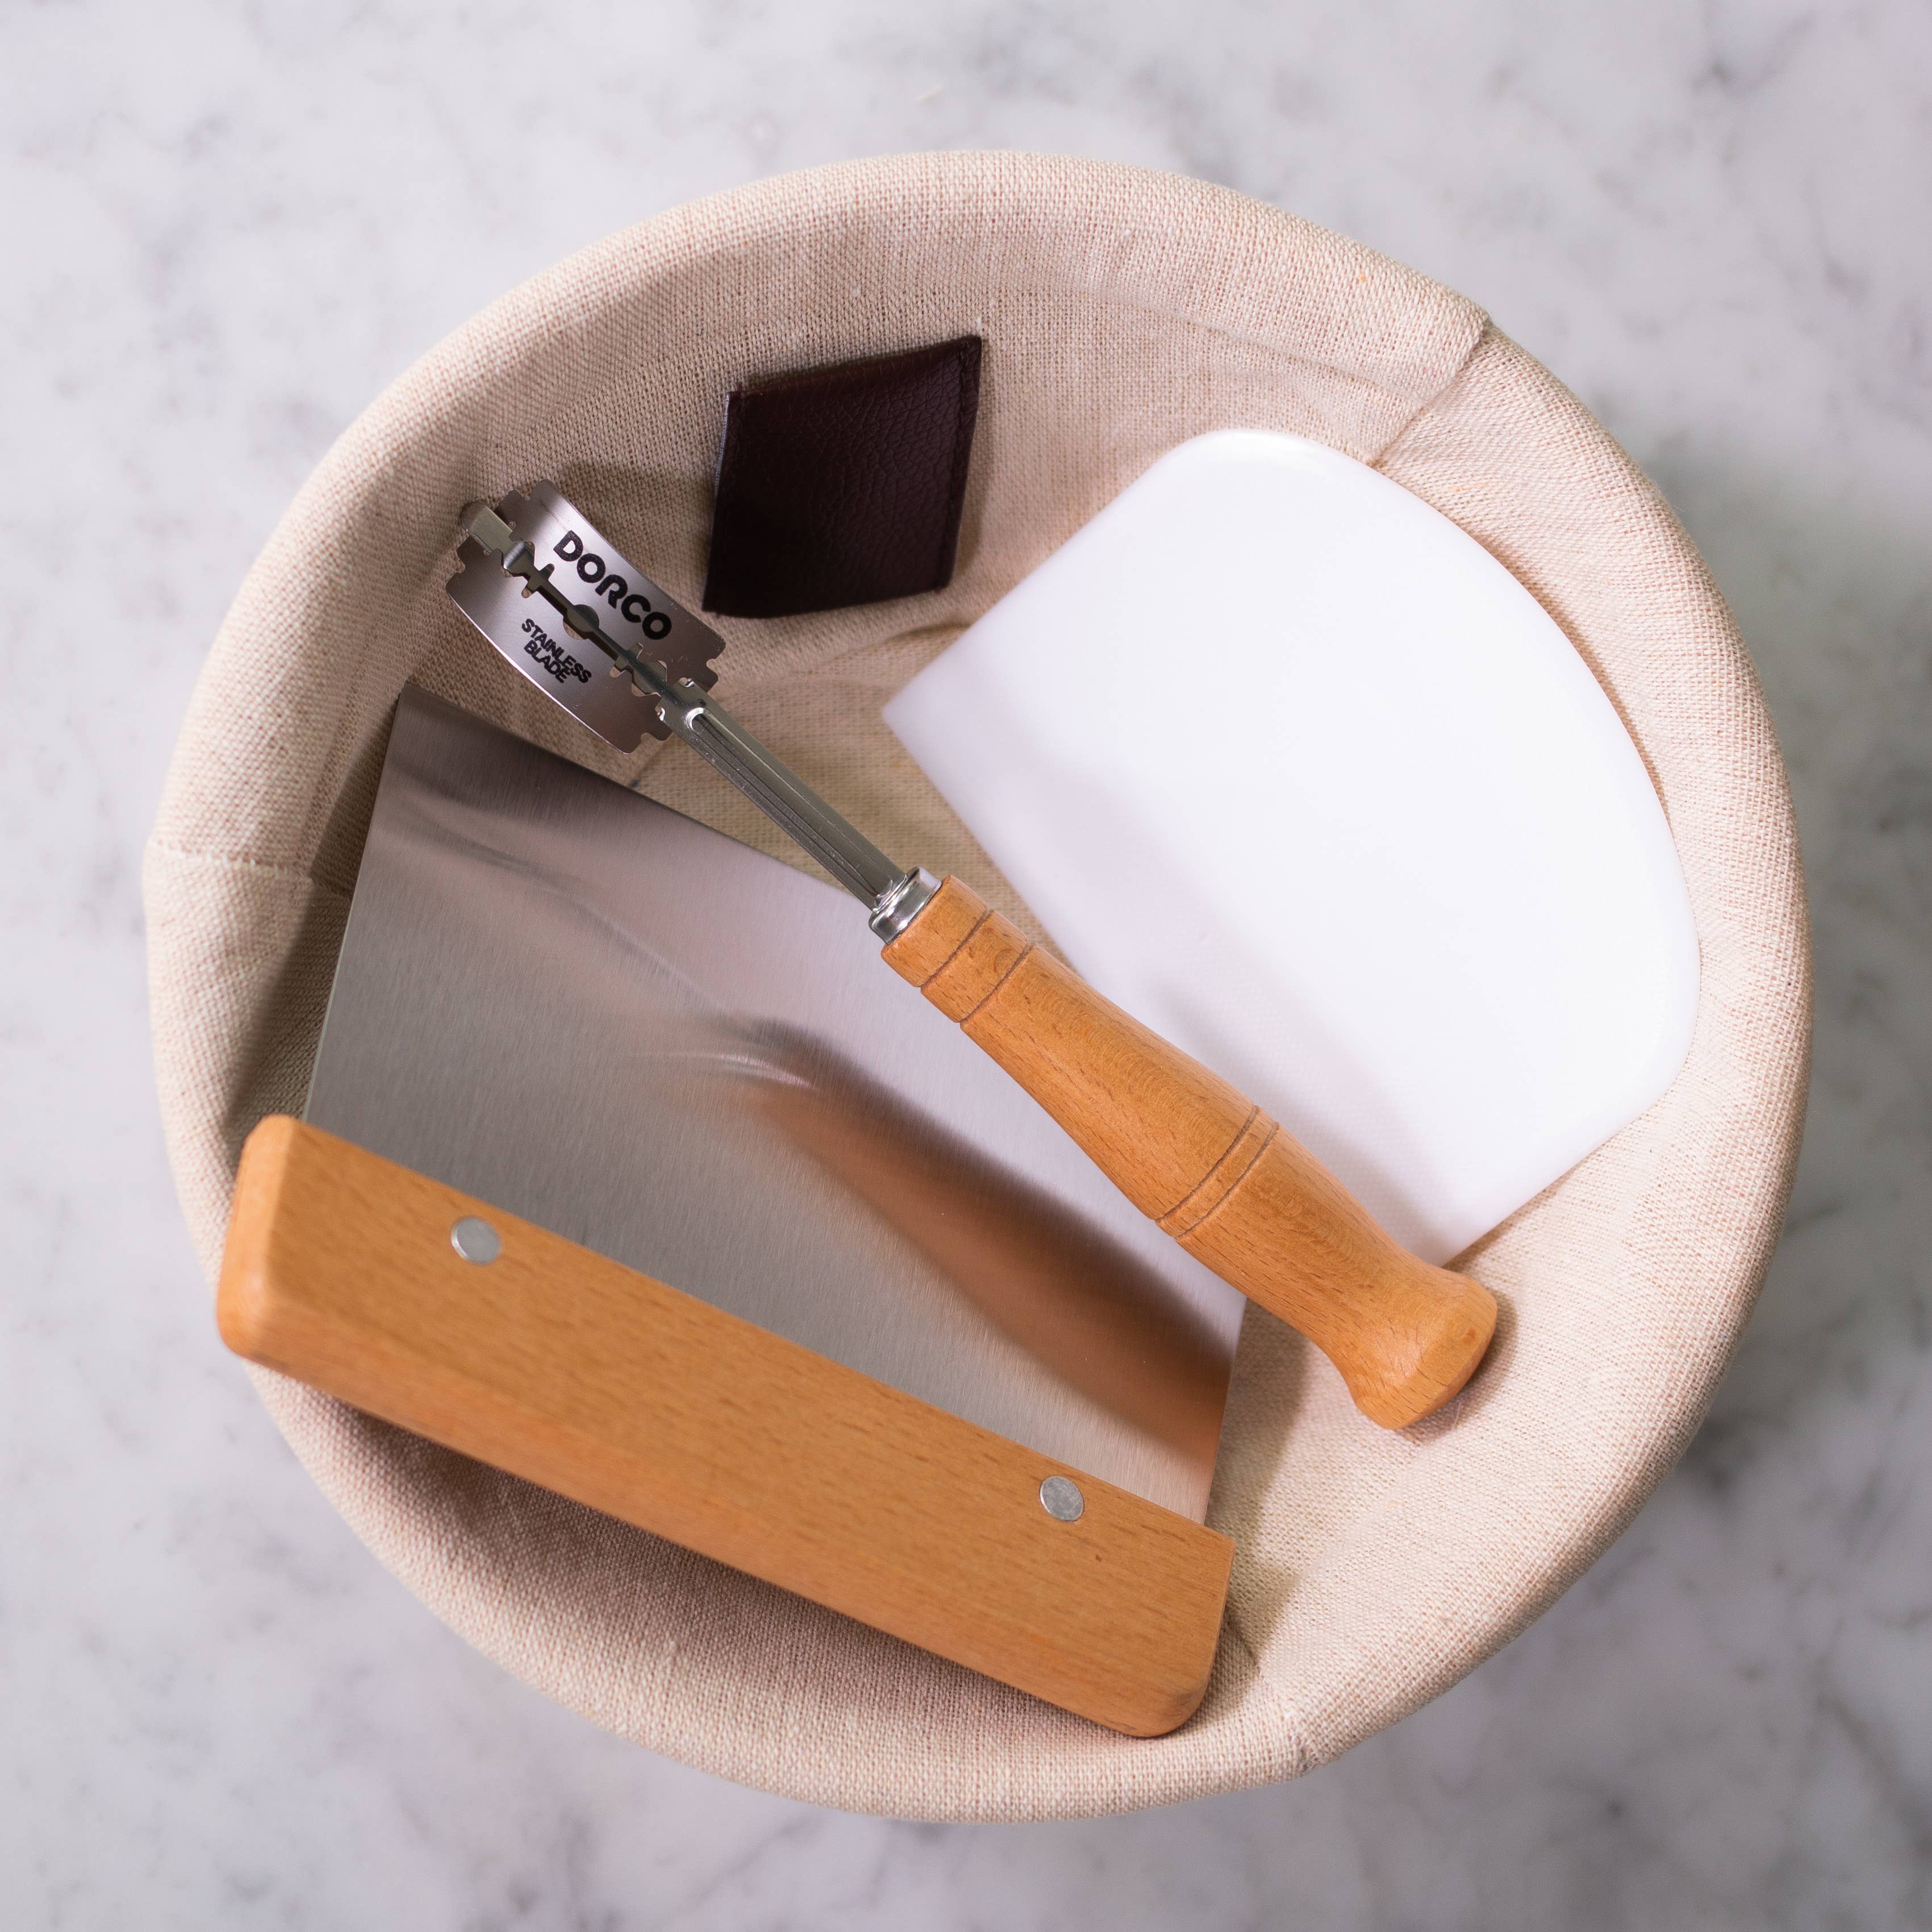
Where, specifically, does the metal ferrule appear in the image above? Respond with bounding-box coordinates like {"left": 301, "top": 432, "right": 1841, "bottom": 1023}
{"left": 867, "top": 867, "right": 940, "bottom": 941}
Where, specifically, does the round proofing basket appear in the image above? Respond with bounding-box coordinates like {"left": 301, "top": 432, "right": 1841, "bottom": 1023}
{"left": 147, "top": 153, "right": 1810, "bottom": 1821}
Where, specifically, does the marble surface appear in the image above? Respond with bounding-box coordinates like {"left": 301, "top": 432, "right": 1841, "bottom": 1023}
{"left": 3, "top": 1, "right": 1928, "bottom": 1925}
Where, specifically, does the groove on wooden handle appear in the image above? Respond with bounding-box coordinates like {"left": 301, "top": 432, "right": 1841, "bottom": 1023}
{"left": 882, "top": 878, "right": 1499, "bottom": 1428}
{"left": 218, "top": 1116, "right": 1234, "bottom": 1736}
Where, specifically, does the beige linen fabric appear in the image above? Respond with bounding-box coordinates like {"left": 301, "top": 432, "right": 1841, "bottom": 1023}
{"left": 144, "top": 153, "right": 1810, "bottom": 1820}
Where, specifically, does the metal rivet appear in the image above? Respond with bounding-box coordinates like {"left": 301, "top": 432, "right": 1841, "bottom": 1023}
{"left": 1039, "top": 1475, "right": 1084, "bottom": 1522}
{"left": 450, "top": 1216, "right": 501, "bottom": 1265}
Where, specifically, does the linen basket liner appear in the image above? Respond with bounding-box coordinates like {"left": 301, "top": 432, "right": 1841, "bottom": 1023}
{"left": 144, "top": 152, "right": 1810, "bottom": 1822}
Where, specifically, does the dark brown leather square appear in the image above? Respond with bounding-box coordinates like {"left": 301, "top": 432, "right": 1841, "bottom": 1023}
{"left": 702, "top": 336, "right": 983, "bottom": 619}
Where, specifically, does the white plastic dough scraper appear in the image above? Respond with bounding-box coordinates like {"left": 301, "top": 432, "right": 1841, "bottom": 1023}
{"left": 886, "top": 430, "right": 1702, "bottom": 1270}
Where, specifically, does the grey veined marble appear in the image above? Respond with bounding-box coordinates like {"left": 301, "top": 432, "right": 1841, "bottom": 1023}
{"left": 3, "top": 2, "right": 1928, "bottom": 1926}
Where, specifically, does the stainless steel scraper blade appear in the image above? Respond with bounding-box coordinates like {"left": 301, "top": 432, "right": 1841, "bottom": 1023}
{"left": 303, "top": 687, "right": 1245, "bottom": 1520}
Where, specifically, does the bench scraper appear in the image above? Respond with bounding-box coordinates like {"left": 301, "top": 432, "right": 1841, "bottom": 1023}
{"left": 222, "top": 685, "right": 1243, "bottom": 1733}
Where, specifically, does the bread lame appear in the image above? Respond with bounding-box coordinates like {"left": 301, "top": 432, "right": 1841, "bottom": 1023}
{"left": 447, "top": 484, "right": 1497, "bottom": 1428}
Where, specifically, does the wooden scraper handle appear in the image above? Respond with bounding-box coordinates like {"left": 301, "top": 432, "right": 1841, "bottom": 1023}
{"left": 882, "top": 877, "right": 1497, "bottom": 1428}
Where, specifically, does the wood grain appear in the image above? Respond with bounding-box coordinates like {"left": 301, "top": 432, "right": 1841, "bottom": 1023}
{"left": 883, "top": 877, "right": 1498, "bottom": 1427}
{"left": 218, "top": 1116, "right": 1234, "bottom": 1736}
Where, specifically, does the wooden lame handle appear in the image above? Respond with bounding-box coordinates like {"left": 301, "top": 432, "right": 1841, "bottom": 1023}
{"left": 218, "top": 1116, "right": 1233, "bottom": 1737}
{"left": 882, "top": 878, "right": 1499, "bottom": 1428}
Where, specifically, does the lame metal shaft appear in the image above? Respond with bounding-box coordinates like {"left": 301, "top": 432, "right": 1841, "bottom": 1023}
{"left": 462, "top": 503, "right": 936, "bottom": 940}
